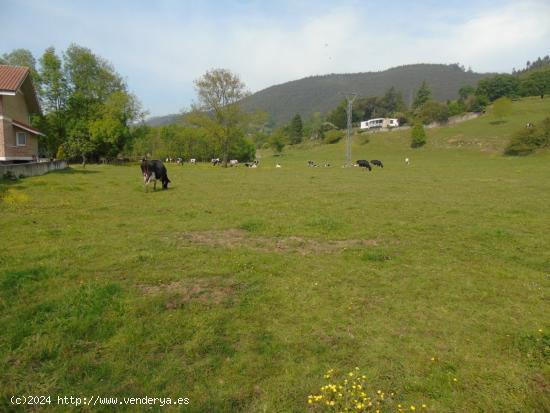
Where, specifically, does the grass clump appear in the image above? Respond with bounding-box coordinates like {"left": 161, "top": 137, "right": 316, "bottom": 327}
{"left": 308, "top": 368, "right": 428, "bottom": 412}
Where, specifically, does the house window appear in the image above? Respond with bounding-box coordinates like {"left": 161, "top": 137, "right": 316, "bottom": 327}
{"left": 16, "top": 132, "right": 27, "bottom": 146}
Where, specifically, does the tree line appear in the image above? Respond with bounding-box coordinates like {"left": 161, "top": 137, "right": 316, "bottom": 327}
{"left": 2, "top": 48, "right": 262, "bottom": 166}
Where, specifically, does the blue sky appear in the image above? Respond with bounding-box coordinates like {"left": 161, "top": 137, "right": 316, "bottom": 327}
{"left": 2, "top": 0, "right": 549, "bottom": 117}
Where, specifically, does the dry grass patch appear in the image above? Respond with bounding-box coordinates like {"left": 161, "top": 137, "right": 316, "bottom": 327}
{"left": 137, "top": 276, "right": 239, "bottom": 309}
{"left": 177, "top": 229, "right": 377, "bottom": 255}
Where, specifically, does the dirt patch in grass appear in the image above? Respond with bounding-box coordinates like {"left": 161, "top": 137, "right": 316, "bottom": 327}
{"left": 177, "top": 229, "right": 377, "bottom": 255}
{"left": 137, "top": 276, "right": 238, "bottom": 309}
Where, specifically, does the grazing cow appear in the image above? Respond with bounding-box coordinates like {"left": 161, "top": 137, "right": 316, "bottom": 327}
{"left": 176, "top": 157, "right": 183, "bottom": 164}
{"left": 275, "top": 163, "right": 281, "bottom": 168}
{"left": 356, "top": 160, "right": 372, "bottom": 171}
{"left": 405, "top": 157, "right": 410, "bottom": 165}
{"left": 526, "top": 122, "right": 534, "bottom": 128}
{"left": 245, "top": 160, "right": 259, "bottom": 167}
{"left": 140, "top": 158, "right": 170, "bottom": 191}
{"left": 211, "top": 158, "right": 220, "bottom": 166}
{"left": 229, "top": 159, "right": 239, "bottom": 166}
{"left": 371, "top": 160, "right": 384, "bottom": 168}
{"left": 190, "top": 158, "right": 196, "bottom": 164}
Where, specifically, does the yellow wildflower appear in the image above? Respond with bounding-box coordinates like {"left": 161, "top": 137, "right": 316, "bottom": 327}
{"left": 411, "top": 406, "right": 416, "bottom": 411}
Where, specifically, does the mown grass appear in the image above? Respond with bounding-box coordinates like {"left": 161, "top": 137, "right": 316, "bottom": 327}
{"left": 1, "top": 98, "right": 549, "bottom": 412}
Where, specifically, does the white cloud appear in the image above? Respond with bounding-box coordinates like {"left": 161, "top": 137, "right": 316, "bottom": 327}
{"left": 5, "top": 0, "right": 550, "bottom": 115}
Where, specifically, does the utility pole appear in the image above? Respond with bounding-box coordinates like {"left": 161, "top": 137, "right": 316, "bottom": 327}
{"left": 344, "top": 93, "right": 357, "bottom": 167}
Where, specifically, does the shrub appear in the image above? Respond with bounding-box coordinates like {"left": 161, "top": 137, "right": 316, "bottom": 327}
{"left": 323, "top": 130, "right": 344, "bottom": 144}
{"left": 393, "top": 111, "right": 410, "bottom": 126}
{"left": 416, "top": 100, "right": 449, "bottom": 124}
{"left": 229, "top": 137, "right": 256, "bottom": 162}
{"left": 447, "top": 100, "right": 466, "bottom": 117}
{"left": 56, "top": 145, "right": 66, "bottom": 160}
{"left": 410, "top": 123, "right": 427, "bottom": 148}
{"left": 492, "top": 97, "right": 513, "bottom": 121}
{"left": 269, "top": 131, "right": 286, "bottom": 153}
{"left": 505, "top": 117, "right": 550, "bottom": 155}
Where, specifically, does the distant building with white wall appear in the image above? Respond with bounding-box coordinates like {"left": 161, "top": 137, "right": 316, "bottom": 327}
{"left": 360, "top": 118, "right": 399, "bottom": 130}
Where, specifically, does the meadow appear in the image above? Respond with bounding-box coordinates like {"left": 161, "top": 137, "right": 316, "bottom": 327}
{"left": 1, "top": 98, "right": 549, "bottom": 412}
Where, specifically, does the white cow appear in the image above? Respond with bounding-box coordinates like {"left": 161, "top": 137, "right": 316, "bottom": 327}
{"left": 190, "top": 158, "right": 196, "bottom": 164}
{"left": 229, "top": 160, "right": 239, "bottom": 166}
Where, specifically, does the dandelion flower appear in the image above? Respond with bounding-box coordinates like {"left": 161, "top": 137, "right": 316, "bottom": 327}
{"left": 453, "top": 378, "right": 458, "bottom": 382}
{"left": 411, "top": 406, "right": 416, "bottom": 411}
{"left": 422, "top": 404, "right": 427, "bottom": 409}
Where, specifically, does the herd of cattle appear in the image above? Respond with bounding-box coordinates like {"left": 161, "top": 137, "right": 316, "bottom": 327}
{"left": 141, "top": 156, "right": 409, "bottom": 191}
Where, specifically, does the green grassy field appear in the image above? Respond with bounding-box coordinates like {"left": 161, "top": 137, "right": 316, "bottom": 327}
{"left": 1, "top": 98, "right": 549, "bottom": 412}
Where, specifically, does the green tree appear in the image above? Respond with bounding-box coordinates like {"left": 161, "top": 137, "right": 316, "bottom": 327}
{"left": 304, "top": 112, "right": 325, "bottom": 140}
{"left": 410, "top": 123, "right": 427, "bottom": 148}
{"left": 491, "top": 97, "right": 513, "bottom": 122}
{"left": 35, "top": 47, "right": 68, "bottom": 156}
{"left": 519, "top": 69, "right": 550, "bottom": 99}
{"left": 1, "top": 48, "right": 40, "bottom": 83}
{"left": 458, "top": 85, "right": 476, "bottom": 101}
{"left": 189, "top": 68, "right": 251, "bottom": 166}
{"left": 89, "top": 91, "right": 143, "bottom": 156}
{"left": 381, "top": 86, "right": 406, "bottom": 115}
{"left": 327, "top": 102, "right": 347, "bottom": 129}
{"left": 60, "top": 44, "right": 138, "bottom": 163}
{"left": 476, "top": 74, "right": 519, "bottom": 101}
{"left": 412, "top": 81, "right": 432, "bottom": 109}
{"left": 289, "top": 113, "right": 303, "bottom": 144}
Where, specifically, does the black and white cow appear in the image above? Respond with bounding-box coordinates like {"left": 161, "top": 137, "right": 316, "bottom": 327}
{"left": 356, "top": 160, "right": 372, "bottom": 171}
{"left": 370, "top": 160, "right": 383, "bottom": 168}
{"left": 140, "top": 158, "right": 170, "bottom": 191}
{"left": 211, "top": 158, "right": 221, "bottom": 166}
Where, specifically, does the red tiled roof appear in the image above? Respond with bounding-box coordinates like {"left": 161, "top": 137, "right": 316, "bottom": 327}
{"left": 12, "top": 119, "right": 45, "bottom": 136}
{"left": 0, "top": 65, "right": 29, "bottom": 93}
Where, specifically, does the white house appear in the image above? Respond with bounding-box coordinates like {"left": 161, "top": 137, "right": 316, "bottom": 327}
{"left": 360, "top": 118, "right": 399, "bottom": 130}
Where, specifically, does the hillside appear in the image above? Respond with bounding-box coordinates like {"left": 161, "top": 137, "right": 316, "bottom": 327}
{"left": 240, "top": 64, "right": 495, "bottom": 125}
{"left": 145, "top": 113, "right": 184, "bottom": 127}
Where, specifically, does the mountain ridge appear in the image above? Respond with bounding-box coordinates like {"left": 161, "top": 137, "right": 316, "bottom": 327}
{"left": 146, "top": 63, "right": 498, "bottom": 127}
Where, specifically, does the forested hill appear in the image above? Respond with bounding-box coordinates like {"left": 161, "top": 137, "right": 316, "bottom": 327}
{"left": 240, "top": 63, "right": 495, "bottom": 125}
{"left": 145, "top": 63, "right": 496, "bottom": 127}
